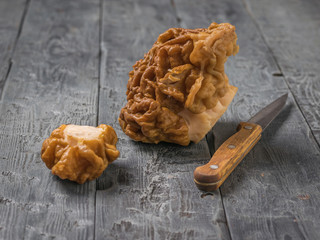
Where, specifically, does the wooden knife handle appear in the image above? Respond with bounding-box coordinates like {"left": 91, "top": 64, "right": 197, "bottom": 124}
{"left": 194, "top": 122, "right": 262, "bottom": 192}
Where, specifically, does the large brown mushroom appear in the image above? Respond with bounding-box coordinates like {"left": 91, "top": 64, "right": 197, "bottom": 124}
{"left": 119, "top": 23, "right": 239, "bottom": 146}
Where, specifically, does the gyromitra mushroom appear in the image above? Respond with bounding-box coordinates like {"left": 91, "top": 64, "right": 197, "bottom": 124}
{"left": 41, "top": 124, "right": 120, "bottom": 184}
{"left": 119, "top": 22, "right": 239, "bottom": 146}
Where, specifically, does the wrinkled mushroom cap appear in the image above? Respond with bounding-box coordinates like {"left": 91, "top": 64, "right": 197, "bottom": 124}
{"left": 41, "top": 124, "right": 119, "bottom": 184}
{"left": 119, "top": 23, "right": 239, "bottom": 146}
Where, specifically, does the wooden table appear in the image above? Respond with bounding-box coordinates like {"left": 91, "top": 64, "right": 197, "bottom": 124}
{"left": 1, "top": 0, "right": 319, "bottom": 239}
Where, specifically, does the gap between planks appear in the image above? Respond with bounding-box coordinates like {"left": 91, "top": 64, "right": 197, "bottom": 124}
{"left": 241, "top": 0, "right": 320, "bottom": 150}
{"left": 93, "top": 0, "right": 105, "bottom": 239}
{"left": 0, "top": 0, "right": 31, "bottom": 101}
{"left": 172, "top": 0, "right": 234, "bottom": 238}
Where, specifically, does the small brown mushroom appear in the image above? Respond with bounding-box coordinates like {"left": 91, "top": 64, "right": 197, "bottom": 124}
{"left": 41, "top": 124, "right": 119, "bottom": 184}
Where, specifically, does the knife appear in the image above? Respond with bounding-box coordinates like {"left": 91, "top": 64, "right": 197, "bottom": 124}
{"left": 194, "top": 93, "right": 288, "bottom": 192}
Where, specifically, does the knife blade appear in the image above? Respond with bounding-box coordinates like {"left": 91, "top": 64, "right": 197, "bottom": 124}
{"left": 194, "top": 93, "right": 288, "bottom": 192}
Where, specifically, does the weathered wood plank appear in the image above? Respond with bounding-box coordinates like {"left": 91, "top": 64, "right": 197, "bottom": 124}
{"left": 0, "top": 0, "right": 100, "bottom": 239}
{"left": 174, "top": 0, "right": 320, "bottom": 239}
{"left": 0, "top": 0, "right": 27, "bottom": 97}
{"left": 96, "top": 0, "right": 230, "bottom": 239}
{"left": 219, "top": 93, "right": 320, "bottom": 240}
{"left": 243, "top": 0, "right": 320, "bottom": 145}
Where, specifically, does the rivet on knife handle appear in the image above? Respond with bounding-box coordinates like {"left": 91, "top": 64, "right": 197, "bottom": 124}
{"left": 194, "top": 122, "right": 262, "bottom": 192}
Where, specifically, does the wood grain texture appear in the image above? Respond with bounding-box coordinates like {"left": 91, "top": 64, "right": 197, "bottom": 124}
{"left": 243, "top": 0, "right": 320, "bottom": 146}
{"left": 0, "top": 0, "right": 27, "bottom": 97}
{"left": 174, "top": 0, "right": 320, "bottom": 239}
{"left": 0, "top": 0, "right": 319, "bottom": 239}
{"left": 219, "top": 93, "right": 320, "bottom": 240}
{"left": 0, "top": 0, "right": 100, "bottom": 239}
{"left": 96, "top": 0, "right": 230, "bottom": 239}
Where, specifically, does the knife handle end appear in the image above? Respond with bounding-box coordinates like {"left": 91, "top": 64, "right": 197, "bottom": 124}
{"left": 194, "top": 122, "right": 262, "bottom": 192}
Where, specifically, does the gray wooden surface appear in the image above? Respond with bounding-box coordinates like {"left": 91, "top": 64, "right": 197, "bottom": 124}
{"left": 0, "top": 0, "right": 319, "bottom": 239}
